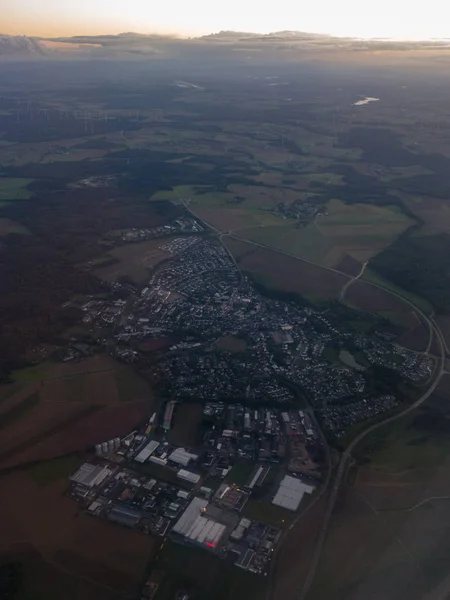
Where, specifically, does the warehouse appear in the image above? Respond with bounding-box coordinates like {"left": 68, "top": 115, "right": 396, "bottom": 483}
{"left": 108, "top": 504, "right": 142, "bottom": 528}
{"left": 177, "top": 469, "right": 201, "bottom": 484}
{"left": 171, "top": 497, "right": 226, "bottom": 551}
{"left": 168, "top": 448, "right": 199, "bottom": 467}
{"left": 70, "top": 463, "right": 112, "bottom": 489}
{"left": 272, "top": 475, "right": 314, "bottom": 511}
{"left": 163, "top": 401, "right": 176, "bottom": 431}
{"left": 134, "top": 440, "right": 160, "bottom": 463}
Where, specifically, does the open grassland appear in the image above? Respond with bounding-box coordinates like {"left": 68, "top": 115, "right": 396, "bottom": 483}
{"left": 224, "top": 236, "right": 347, "bottom": 303}
{"left": 238, "top": 199, "right": 414, "bottom": 269}
{"left": 0, "top": 356, "right": 153, "bottom": 469}
{"left": 94, "top": 238, "right": 174, "bottom": 284}
{"left": 0, "top": 177, "right": 33, "bottom": 200}
{"left": 0, "top": 469, "right": 157, "bottom": 599}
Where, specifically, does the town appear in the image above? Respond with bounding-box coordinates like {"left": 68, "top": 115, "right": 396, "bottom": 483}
{"left": 63, "top": 223, "right": 436, "bottom": 570}
{"left": 68, "top": 226, "right": 433, "bottom": 440}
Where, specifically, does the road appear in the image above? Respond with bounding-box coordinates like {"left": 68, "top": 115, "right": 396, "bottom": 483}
{"left": 298, "top": 315, "right": 446, "bottom": 600}
{"left": 175, "top": 191, "right": 450, "bottom": 598}
{"left": 338, "top": 261, "right": 368, "bottom": 302}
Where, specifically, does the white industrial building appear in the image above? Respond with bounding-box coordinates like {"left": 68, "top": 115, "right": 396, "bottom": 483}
{"left": 134, "top": 440, "right": 160, "bottom": 463}
{"left": 272, "top": 475, "right": 314, "bottom": 511}
{"left": 248, "top": 466, "right": 264, "bottom": 489}
{"left": 70, "top": 463, "right": 112, "bottom": 488}
{"left": 177, "top": 469, "right": 201, "bottom": 484}
{"left": 172, "top": 497, "right": 226, "bottom": 550}
{"left": 168, "top": 448, "right": 199, "bottom": 467}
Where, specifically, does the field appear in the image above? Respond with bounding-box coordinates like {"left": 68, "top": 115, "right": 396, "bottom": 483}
{"left": 0, "top": 468, "right": 157, "bottom": 599}
{"left": 344, "top": 278, "right": 422, "bottom": 330}
{"left": 308, "top": 377, "right": 450, "bottom": 600}
{"left": 94, "top": 238, "right": 175, "bottom": 284}
{"left": 169, "top": 403, "right": 203, "bottom": 448}
{"left": 235, "top": 199, "right": 414, "bottom": 269}
{"left": 216, "top": 335, "right": 247, "bottom": 353}
{"left": 0, "top": 177, "right": 33, "bottom": 200}
{"left": 150, "top": 540, "right": 265, "bottom": 600}
{"left": 271, "top": 497, "right": 328, "bottom": 600}
{"left": 0, "top": 217, "right": 30, "bottom": 235}
{"left": 0, "top": 356, "right": 154, "bottom": 470}
{"left": 224, "top": 236, "right": 348, "bottom": 303}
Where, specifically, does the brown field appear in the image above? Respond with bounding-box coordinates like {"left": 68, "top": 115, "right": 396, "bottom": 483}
{"left": 94, "top": 238, "right": 174, "bottom": 284}
{"left": 310, "top": 464, "right": 450, "bottom": 599}
{"left": 216, "top": 335, "right": 248, "bottom": 353}
{"left": 0, "top": 356, "right": 153, "bottom": 469}
{"left": 0, "top": 217, "right": 30, "bottom": 235}
{"left": 309, "top": 484, "right": 422, "bottom": 600}
{"left": 224, "top": 236, "right": 348, "bottom": 302}
{"left": 335, "top": 253, "right": 363, "bottom": 277}
{"left": 272, "top": 496, "right": 328, "bottom": 600}
{"left": 170, "top": 403, "right": 203, "bottom": 448}
{"left": 395, "top": 322, "right": 430, "bottom": 352}
{"left": 436, "top": 315, "right": 450, "bottom": 353}
{"left": 345, "top": 279, "right": 419, "bottom": 329}
{"left": 0, "top": 469, "right": 157, "bottom": 599}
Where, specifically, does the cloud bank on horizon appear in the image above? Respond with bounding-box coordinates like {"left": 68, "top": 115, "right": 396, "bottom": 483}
{"left": 3, "top": 0, "right": 450, "bottom": 40}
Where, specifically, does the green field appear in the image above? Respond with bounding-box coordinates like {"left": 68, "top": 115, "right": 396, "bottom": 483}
{"left": 235, "top": 199, "right": 414, "bottom": 268}
{"left": 152, "top": 541, "right": 264, "bottom": 600}
{"left": 0, "top": 178, "right": 34, "bottom": 200}
{"left": 362, "top": 268, "right": 433, "bottom": 315}
{"left": 242, "top": 498, "right": 295, "bottom": 528}
{"left": 225, "top": 460, "right": 255, "bottom": 486}
{"left": 354, "top": 408, "right": 450, "bottom": 472}
{"left": 239, "top": 222, "right": 334, "bottom": 263}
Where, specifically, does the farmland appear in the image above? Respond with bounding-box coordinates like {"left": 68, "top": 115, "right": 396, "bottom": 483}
{"left": 0, "top": 468, "right": 157, "bottom": 599}
{"left": 169, "top": 402, "right": 203, "bottom": 448}
{"left": 0, "top": 178, "right": 33, "bottom": 200}
{"left": 94, "top": 237, "right": 176, "bottom": 284}
{"left": 149, "top": 540, "right": 265, "bottom": 600}
{"left": 308, "top": 376, "right": 450, "bottom": 600}
{"left": 233, "top": 199, "right": 414, "bottom": 269}
{"left": 224, "top": 236, "right": 348, "bottom": 303}
{"left": 0, "top": 356, "right": 154, "bottom": 470}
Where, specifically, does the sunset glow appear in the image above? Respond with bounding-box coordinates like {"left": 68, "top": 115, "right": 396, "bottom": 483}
{"left": 2, "top": 0, "right": 450, "bottom": 40}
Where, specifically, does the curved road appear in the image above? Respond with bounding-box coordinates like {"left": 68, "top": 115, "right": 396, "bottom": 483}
{"left": 176, "top": 193, "right": 449, "bottom": 598}
{"left": 339, "top": 261, "right": 368, "bottom": 302}
{"left": 298, "top": 317, "right": 446, "bottom": 600}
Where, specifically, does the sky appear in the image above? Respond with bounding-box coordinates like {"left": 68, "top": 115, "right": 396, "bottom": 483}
{"left": 2, "top": 0, "right": 450, "bottom": 40}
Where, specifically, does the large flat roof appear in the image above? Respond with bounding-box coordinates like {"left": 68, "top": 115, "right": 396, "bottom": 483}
{"left": 272, "top": 475, "right": 314, "bottom": 511}
{"left": 172, "top": 497, "right": 208, "bottom": 536}
{"left": 135, "top": 440, "right": 160, "bottom": 463}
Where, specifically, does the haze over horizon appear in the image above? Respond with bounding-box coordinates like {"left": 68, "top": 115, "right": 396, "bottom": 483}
{"left": 2, "top": 0, "right": 450, "bottom": 41}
